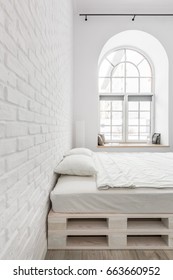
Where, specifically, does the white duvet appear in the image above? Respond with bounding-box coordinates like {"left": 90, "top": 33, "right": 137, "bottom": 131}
{"left": 94, "top": 152, "right": 173, "bottom": 189}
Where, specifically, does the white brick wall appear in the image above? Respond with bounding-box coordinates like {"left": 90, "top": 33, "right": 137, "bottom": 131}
{"left": 0, "top": 0, "right": 73, "bottom": 259}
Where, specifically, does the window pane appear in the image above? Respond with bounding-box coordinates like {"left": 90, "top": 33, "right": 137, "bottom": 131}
{"left": 128, "top": 135, "right": 138, "bottom": 141}
{"left": 126, "top": 63, "right": 139, "bottom": 77}
{"left": 128, "top": 124, "right": 139, "bottom": 141}
{"left": 100, "top": 100, "right": 111, "bottom": 111}
{"left": 105, "top": 134, "right": 111, "bottom": 141}
{"left": 128, "top": 112, "right": 139, "bottom": 125}
{"left": 126, "top": 50, "right": 144, "bottom": 65}
{"left": 112, "top": 134, "right": 122, "bottom": 141}
{"left": 140, "top": 126, "right": 150, "bottom": 133}
{"left": 112, "top": 112, "right": 122, "bottom": 125}
{"left": 99, "top": 59, "right": 113, "bottom": 77}
{"left": 128, "top": 119, "right": 138, "bottom": 126}
{"left": 112, "top": 78, "right": 124, "bottom": 93}
{"left": 100, "top": 112, "right": 111, "bottom": 125}
{"left": 126, "top": 78, "right": 138, "bottom": 93}
{"left": 99, "top": 78, "right": 110, "bottom": 93}
{"left": 140, "top": 78, "right": 152, "bottom": 93}
{"left": 107, "top": 50, "right": 125, "bottom": 66}
{"left": 140, "top": 134, "right": 148, "bottom": 141}
{"left": 112, "top": 126, "right": 122, "bottom": 133}
{"left": 112, "top": 63, "right": 125, "bottom": 77}
{"left": 101, "top": 133, "right": 111, "bottom": 141}
{"left": 140, "top": 128, "right": 150, "bottom": 141}
{"left": 140, "top": 112, "right": 150, "bottom": 125}
{"left": 138, "top": 59, "right": 151, "bottom": 77}
{"left": 140, "top": 101, "right": 150, "bottom": 111}
{"left": 128, "top": 101, "right": 138, "bottom": 111}
{"left": 128, "top": 126, "right": 138, "bottom": 134}
{"left": 100, "top": 126, "right": 111, "bottom": 134}
{"left": 112, "top": 100, "right": 123, "bottom": 111}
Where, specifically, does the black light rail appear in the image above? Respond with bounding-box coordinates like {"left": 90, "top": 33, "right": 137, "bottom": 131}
{"left": 79, "top": 13, "right": 173, "bottom": 21}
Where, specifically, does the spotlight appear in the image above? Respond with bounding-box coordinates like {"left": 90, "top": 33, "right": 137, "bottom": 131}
{"left": 132, "top": 15, "right": 136, "bottom": 21}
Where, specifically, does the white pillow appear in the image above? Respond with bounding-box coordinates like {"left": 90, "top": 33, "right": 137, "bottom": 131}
{"left": 54, "top": 155, "right": 97, "bottom": 176}
{"left": 64, "top": 148, "right": 93, "bottom": 157}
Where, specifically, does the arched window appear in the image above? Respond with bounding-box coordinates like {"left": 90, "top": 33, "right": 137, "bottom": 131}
{"left": 99, "top": 48, "right": 153, "bottom": 143}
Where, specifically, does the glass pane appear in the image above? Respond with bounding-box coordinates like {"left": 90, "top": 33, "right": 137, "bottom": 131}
{"left": 126, "top": 63, "right": 139, "bottom": 77}
{"left": 140, "top": 78, "right": 152, "bottom": 93}
{"left": 99, "top": 78, "right": 110, "bottom": 93}
{"left": 112, "top": 126, "right": 122, "bottom": 133}
{"left": 126, "top": 78, "right": 138, "bottom": 93}
{"left": 112, "top": 63, "right": 125, "bottom": 77}
{"left": 128, "top": 124, "right": 139, "bottom": 141}
{"left": 100, "top": 100, "right": 111, "bottom": 111}
{"left": 140, "top": 112, "right": 150, "bottom": 125}
{"left": 104, "top": 134, "right": 111, "bottom": 141}
{"left": 99, "top": 59, "right": 113, "bottom": 77}
{"left": 138, "top": 59, "right": 151, "bottom": 77}
{"left": 112, "top": 112, "right": 122, "bottom": 125}
{"left": 100, "top": 132, "right": 111, "bottom": 141}
{"left": 100, "top": 112, "right": 111, "bottom": 125}
{"left": 128, "top": 135, "right": 138, "bottom": 140}
{"left": 112, "top": 134, "right": 122, "bottom": 141}
{"left": 128, "top": 118, "right": 139, "bottom": 126}
{"left": 128, "top": 101, "right": 139, "bottom": 111}
{"left": 128, "top": 112, "right": 139, "bottom": 125}
{"left": 112, "top": 78, "right": 124, "bottom": 93}
{"left": 100, "top": 126, "right": 111, "bottom": 133}
{"left": 126, "top": 50, "right": 144, "bottom": 65}
{"left": 140, "top": 134, "right": 148, "bottom": 141}
{"left": 140, "top": 126, "right": 150, "bottom": 133}
{"left": 140, "top": 101, "right": 151, "bottom": 111}
{"left": 128, "top": 126, "right": 139, "bottom": 134}
{"left": 112, "top": 100, "right": 123, "bottom": 111}
{"left": 107, "top": 50, "right": 125, "bottom": 66}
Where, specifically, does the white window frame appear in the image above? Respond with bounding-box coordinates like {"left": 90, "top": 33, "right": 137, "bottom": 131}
{"left": 98, "top": 47, "right": 154, "bottom": 143}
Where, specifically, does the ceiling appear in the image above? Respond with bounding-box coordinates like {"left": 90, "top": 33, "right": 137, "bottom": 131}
{"left": 73, "top": 0, "right": 173, "bottom": 14}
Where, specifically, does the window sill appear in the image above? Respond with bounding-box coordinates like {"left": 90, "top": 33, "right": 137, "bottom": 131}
{"left": 97, "top": 143, "right": 169, "bottom": 148}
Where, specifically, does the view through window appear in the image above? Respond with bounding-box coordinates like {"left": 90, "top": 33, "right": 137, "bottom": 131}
{"left": 99, "top": 48, "right": 153, "bottom": 143}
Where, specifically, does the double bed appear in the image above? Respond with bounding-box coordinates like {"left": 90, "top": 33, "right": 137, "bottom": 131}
{"left": 48, "top": 151, "right": 173, "bottom": 250}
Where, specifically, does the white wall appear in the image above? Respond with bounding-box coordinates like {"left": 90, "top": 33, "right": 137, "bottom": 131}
{"left": 0, "top": 0, "right": 73, "bottom": 259}
{"left": 74, "top": 16, "right": 173, "bottom": 152}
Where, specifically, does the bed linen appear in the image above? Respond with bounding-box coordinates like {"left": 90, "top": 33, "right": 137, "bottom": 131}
{"left": 94, "top": 152, "right": 173, "bottom": 189}
{"left": 50, "top": 174, "right": 173, "bottom": 213}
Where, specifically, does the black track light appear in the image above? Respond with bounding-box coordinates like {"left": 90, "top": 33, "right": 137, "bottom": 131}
{"left": 132, "top": 15, "right": 136, "bottom": 21}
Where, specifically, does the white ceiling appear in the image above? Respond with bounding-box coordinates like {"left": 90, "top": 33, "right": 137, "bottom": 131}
{"left": 74, "top": 0, "right": 173, "bottom": 14}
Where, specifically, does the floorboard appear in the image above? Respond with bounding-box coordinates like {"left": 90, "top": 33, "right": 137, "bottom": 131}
{"left": 45, "top": 250, "right": 173, "bottom": 260}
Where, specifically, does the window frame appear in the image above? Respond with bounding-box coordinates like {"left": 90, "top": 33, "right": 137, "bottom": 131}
{"left": 98, "top": 47, "right": 154, "bottom": 143}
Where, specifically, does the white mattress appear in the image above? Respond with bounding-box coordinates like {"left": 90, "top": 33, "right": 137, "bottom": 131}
{"left": 50, "top": 175, "right": 173, "bottom": 214}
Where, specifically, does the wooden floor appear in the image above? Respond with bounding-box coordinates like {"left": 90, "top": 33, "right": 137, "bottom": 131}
{"left": 45, "top": 250, "right": 173, "bottom": 260}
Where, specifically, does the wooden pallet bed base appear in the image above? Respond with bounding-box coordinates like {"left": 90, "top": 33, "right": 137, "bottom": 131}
{"left": 48, "top": 211, "right": 173, "bottom": 250}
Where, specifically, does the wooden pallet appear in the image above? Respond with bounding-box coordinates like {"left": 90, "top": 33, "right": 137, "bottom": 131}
{"left": 48, "top": 211, "right": 173, "bottom": 250}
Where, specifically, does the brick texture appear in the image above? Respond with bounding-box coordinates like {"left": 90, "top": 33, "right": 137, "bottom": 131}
{"left": 0, "top": 0, "right": 73, "bottom": 259}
